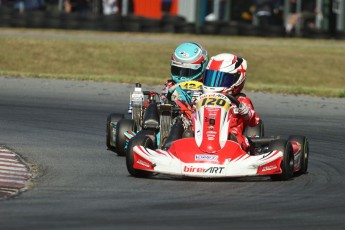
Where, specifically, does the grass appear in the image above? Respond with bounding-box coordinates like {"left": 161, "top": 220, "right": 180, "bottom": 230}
{"left": 0, "top": 28, "right": 345, "bottom": 98}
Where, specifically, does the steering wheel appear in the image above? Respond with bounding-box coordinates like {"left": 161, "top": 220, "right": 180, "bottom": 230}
{"left": 226, "top": 94, "right": 240, "bottom": 107}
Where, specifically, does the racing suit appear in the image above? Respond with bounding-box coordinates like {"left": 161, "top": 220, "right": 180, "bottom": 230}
{"left": 160, "top": 79, "right": 203, "bottom": 104}
{"left": 229, "top": 93, "right": 260, "bottom": 152}
{"left": 160, "top": 80, "right": 186, "bottom": 103}
{"left": 161, "top": 81, "right": 260, "bottom": 152}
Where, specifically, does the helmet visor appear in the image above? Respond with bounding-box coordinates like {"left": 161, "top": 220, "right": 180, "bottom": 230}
{"left": 203, "top": 70, "right": 239, "bottom": 88}
{"left": 171, "top": 65, "right": 202, "bottom": 78}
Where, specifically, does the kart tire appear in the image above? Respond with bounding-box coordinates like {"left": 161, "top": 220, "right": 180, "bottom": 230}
{"left": 201, "top": 22, "right": 220, "bottom": 34}
{"left": 106, "top": 113, "right": 125, "bottom": 152}
{"left": 244, "top": 119, "right": 264, "bottom": 137}
{"left": 176, "top": 23, "right": 196, "bottom": 34}
{"left": 288, "top": 135, "right": 309, "bottom": 175}
{"left": 126, "top": 134, "right": 154, "bottom": 178}
{"left": 219, "top": 21, "right": 239, "bottom": 36}
{"left": 115, "top": 118, "right": 136, "bottom": 156}
{"left": 269, "top": 139, "right": 294, "bottom": 181}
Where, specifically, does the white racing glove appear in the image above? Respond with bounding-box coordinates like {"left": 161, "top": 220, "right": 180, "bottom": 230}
{"left": 238, "top": 102, "right": 250, "bottom": 119}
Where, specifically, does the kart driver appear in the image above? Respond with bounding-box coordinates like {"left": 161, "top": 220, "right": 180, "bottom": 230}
{"left": 202, "top": 53, "right": 261, "bottom": 152}
{"left": 160, "top": 42, "right": 208, "bottom": 105}
{"left": 160, "top": 42, "right": 208, "bottom": 149}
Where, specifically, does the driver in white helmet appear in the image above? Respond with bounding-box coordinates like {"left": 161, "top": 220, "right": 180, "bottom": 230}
{"left": 202, "top": 53, "right": 260, "bottom": 152}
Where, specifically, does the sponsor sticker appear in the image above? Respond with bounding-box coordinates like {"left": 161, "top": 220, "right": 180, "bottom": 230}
{"left": 183, "top": 165, "right": 224, "bottom": 174}
{"left": 195, "top": 154, "right": 219, "bottom": 162}
{"left": 206, "top": 130, "right": 216, "bottom": 140}
{"left": 262, "top": 165, "right": 278, "bottom": 172}
{"left": 179, "top": 51, "right": 189, "bottom": 57}
{"left": 136, "top": 159, "right": 150, "bottom": 168}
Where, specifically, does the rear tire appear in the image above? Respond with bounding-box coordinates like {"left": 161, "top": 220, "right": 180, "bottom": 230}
{"left": 106, "top": 113, "right": 124, "bottom": 152}
{"left": 288, "top": 135, "right": 309, "bottom": 175}
{"left": 115, "top": 118, "right": 136, "bottom": 156}
{"left": 269, "top": 139, "right": 294, "bottom": 181}
{"left": 126, "top": 134, "right": 154, "bottom": 178}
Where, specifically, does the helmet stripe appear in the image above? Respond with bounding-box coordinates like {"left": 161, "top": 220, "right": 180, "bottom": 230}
{"left": 209, "top": 59, "right": 223, "bottom": 70}
{"left": 215, "top": 71, "right": 221, "bottom": 86}
{"left": 232, "top": 55, "right": 237, "bottom": 64}
{"left": 211, "top": 70, "right": 217, "bottom": 86}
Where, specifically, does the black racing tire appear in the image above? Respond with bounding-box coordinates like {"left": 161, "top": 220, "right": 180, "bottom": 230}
{"left": 176, "top": 23, "right": 196, "bottom": 34}
{"left": 0, "top": 6, "right": 12, "bottom": 27}
{"left": 219, "top": 22, "right": 239, "bottom": 36}
{"left": 122, "top": 14, "right": 144, "bottom": 32}
{"left": 259, "top": 26, "right": 285, "bottom": 37}
{"left": 141, "top": 18, "right": 161, "bottom": 33}
{"left": 302, "top": 29, "right": 331, "bottom": 39}
{"left": 78, "top": 15, "right": 102, "bottom": 31}
{"left": 60, "top": 14, "right": 81, "bottom": 30}
{"left": 201, "top": 22, "right": 220, "bottom": 35}
{"left": 238, "top": 24, "right": 260, "bottom": 37}
{"left": 43, "top": 12, "right": 63, "bottom": 29}
{"left": 10, "top": 14, "right": 27, "bottom": 28}
{"left": 106, "top": 113, "right": 125, "bottom": 152}
{"left": 115, "top": 118, "right": 136, "bottom": 156}
{"left": 161, "top": 24, "right": 176, "bottom": 33}
{"left": 26, "top": 12, "right": 45, "bottom": 28}
{"left": 335, "top": 31, "right": 345, "bottom": 40}
{"left": 244, "top": 119, "right": 264, "bottom": 137}
{"left": 126, "top": 134, "right": 154, "bottom": 178}
{"left": 269, "top": 139, "right": 294, "bottom": 181}
{"left": 101, "top": 15, "right": 123, "bottom": 32}
{"left": 288, "top": 135, "right": 309, "bottom": 175}
{"left": 123, "top": 21, "right": 141, "bottom": 32}
{"left": 161, "top": 15, "right": 185, "bottom": 33}
{"left": 161, "top": 15, "right": 186, "bottom": 24}
{"left": 219, "top": 26, "right": 238, "bottom": 36}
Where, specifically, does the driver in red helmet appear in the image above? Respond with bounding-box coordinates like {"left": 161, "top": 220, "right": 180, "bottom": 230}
{"left": 202, "top": 53, "right": 261, "bottom": 152}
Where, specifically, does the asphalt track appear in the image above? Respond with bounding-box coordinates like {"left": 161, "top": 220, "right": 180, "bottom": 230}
{"left": 0, "top": 76, "right": 345, "bottom": 229}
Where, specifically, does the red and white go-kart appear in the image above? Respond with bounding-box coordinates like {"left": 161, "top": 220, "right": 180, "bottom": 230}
{"left": 126, "top": 93, "right": 309, "bottom": 181}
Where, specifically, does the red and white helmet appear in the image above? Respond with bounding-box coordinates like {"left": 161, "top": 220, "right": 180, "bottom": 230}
{"left": 202, "top": 53, "right": 247, "bottom": 95}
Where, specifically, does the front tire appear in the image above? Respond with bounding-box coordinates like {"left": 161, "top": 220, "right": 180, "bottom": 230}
{"left": 115, "top": 118, "right": 136, "bottom": 156}
{"left": 288, "top": 135, "right": 309, "bottom": 175}
{"left": 269, "top": 139, "right": 294, "bottom": 181}
{"left": 126, "top": 134, "right": 154, "bottom": 178}
{"left": 106, "top": 113, "right": 124, "bottom": 152}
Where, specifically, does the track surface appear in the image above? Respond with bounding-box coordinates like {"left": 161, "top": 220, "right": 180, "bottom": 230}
{"left": 0, "top": 76, "right": 344, "bottom": 229}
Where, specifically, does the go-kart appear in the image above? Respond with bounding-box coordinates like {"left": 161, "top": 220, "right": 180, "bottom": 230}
{"left": 126, "top": 93, "right": 309, "bottom": 181}
{"left": 106, "top": 81, "right": 205, "bottom": 156}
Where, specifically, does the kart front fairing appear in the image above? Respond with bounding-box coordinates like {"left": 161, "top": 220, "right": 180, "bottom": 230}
{"left": 132, "top": 93, "right": 284, "bottom": 178}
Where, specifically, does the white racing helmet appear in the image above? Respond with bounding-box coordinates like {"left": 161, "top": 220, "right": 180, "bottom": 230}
{"left": 202, "top": 53, "right": 247, "bottom": 95}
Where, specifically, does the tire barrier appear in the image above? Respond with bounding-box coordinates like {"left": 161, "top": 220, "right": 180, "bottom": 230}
{"left": 0, "top": 7, "right": 343, "bottom": 39}
{"left": 219, "top": 21, "right": 240, "bottom": 36}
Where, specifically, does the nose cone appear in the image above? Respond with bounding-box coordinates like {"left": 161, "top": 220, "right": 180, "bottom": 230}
{"left": 200, "top": 139, "right": 221, "bottom": 153}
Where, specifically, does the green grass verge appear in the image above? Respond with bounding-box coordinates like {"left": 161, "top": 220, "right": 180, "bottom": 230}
{"left": 0, "top": 28, "right": 344, "bottom": 98}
